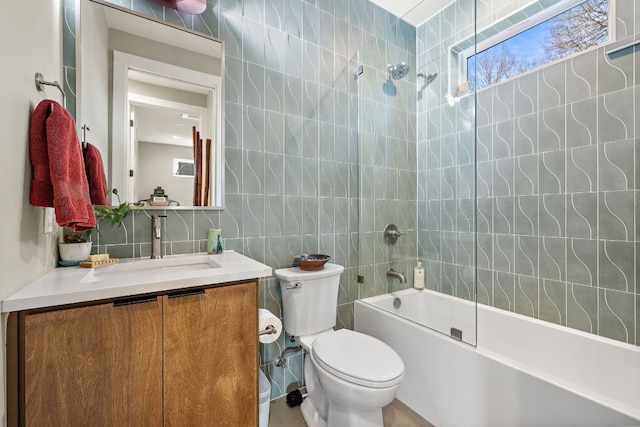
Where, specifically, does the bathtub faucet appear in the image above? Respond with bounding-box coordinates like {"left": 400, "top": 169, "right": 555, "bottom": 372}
{"left": 387, "top": 269, "right": 407, "bottom": 284}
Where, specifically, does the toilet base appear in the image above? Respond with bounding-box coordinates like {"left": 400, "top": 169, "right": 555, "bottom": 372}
{"left": 300, "top": 398, "right": 327, "bottom": 427}
{"left": 326, "top": 400, "right": 384, "bottom": 427}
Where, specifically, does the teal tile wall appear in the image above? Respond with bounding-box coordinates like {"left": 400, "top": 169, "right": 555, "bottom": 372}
{"left": 62, "top": 0, "right": 76, "bottom": 117}
{"left": 356, "top": 18, "right": 418, "bottom": 307}
{"left": 80, "top": 0, "right": 415, "bottom": 398}
{"left": 418, "top": 0, "right": 640, "bottom": 347}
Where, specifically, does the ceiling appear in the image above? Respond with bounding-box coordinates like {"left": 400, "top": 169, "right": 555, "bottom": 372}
{"left": 371, "top": 0, "right": 453, "bottom": 26}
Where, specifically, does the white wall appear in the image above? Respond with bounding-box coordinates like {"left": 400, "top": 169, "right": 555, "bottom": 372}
{"left": 137, "top": 141, "right": 193, "bottom": 206}
{"left": 0, "top": 0, "right": 62, "bottom": 424}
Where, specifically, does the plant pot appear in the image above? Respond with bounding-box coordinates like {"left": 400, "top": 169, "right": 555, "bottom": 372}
{"left": 58, "top": 242, "right": 92, "bottom": 262}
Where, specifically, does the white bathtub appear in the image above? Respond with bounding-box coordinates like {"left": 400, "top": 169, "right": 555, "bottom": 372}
{"left": 354, "top": 289, "right": 640, "bottom": 427}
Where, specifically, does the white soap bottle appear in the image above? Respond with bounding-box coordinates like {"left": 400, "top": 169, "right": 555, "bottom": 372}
{"left": 414, "top": 261, "right": 425, "bottom": 290}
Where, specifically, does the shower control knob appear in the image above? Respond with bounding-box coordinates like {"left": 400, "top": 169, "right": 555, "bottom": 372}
{"left": 384, "top": 224, "right": 404, "bottom": 244}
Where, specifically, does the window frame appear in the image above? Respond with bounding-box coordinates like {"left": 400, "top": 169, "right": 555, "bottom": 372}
{"left": 458, "top": 0, "right": 614, "bottom": 93}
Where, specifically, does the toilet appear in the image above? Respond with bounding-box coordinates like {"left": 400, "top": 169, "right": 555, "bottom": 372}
{"left": 275, "top": 263, "right": 405, "bottom": 427}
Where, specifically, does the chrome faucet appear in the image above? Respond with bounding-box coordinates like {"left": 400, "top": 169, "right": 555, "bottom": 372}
{"left": 387, "top": 269, "right": 407, "bottom": 294}
{"left": 151, "top": 215, "right": 167, "bottom": 259}
{"left": 386, "top": 269, "right": 407, "bottom": 283}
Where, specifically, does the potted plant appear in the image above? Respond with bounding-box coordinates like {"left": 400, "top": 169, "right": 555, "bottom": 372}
{"left": 93, "top": 189, "right": 136, "bottom": 230}
{"left": 58, "top": 189, "right": 137, "bottom": 264}
{"left": 58, "top": 231, "right": 92, "bottom": 262}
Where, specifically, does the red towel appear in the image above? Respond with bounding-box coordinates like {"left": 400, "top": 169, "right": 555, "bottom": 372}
{"left": 30, "top": 100, "right": 96, "bottom": 231}
{"left": 83, "top": 143, "right": 109, "bottom": 206}
{"left": 30, "top": 100, "right": 54, "bottom": 206}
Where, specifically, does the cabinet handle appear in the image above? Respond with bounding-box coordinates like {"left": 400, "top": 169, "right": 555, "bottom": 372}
{"left": 167, "top": 288, "right": 205, "bottom": 299}
{"left": 113, "top": 295, "right": 158, "bottom": 307}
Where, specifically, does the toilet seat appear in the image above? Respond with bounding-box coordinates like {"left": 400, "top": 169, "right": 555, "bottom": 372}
{"left": 311, "top": 329, "right": 404, "bottom": 389}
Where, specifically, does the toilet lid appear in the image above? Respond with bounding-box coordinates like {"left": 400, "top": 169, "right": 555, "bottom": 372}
{"left": 312, "top": 329, "right": 404, "bottom": 388}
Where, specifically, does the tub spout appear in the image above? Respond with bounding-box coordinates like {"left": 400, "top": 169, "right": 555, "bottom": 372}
{"left": 387, "top": 269, "right": 407, "bottom": 284}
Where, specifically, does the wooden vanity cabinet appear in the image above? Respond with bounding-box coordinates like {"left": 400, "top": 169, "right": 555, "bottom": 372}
{"left": 20, "top": 295, "right": 163, "bottom": 426}
{"left": 8, "top": 280, "right": 258, "bottom": 427}
{"left": 163, "top": 281, "right": 258, "bottom": 426}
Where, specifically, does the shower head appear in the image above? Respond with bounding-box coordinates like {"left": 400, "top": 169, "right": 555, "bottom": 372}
{"left": 388, "top": 62, "right": 410, "bottom": 80}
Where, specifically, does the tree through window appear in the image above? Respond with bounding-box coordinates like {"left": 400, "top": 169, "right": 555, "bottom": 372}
{"left": 467, "top": 0, "right": 609, "bottom": 92}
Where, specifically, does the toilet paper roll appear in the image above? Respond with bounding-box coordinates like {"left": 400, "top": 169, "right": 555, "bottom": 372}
{"left": 258, "top": 308, "right": 282, "bottom": 344}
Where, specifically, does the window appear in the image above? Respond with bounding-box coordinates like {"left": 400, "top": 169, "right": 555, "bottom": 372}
{"left": 173, "top": 158, "right": 194, "bottom": 177}
{"left": 465, "top": 0, "right": 609, "bottom": 92}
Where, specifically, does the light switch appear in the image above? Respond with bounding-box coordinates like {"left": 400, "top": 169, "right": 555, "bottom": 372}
{"left": 43, "top": 207, "right": 54, "bottom": 234}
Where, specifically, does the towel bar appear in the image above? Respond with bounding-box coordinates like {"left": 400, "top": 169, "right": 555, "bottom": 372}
{"left": 606, "top": 39, "right": 640, "bottom": 56}
{"left": 35, "top": 72, "right": 66, "bottom": 108}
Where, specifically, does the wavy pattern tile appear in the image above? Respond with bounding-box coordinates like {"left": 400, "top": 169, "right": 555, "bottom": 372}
{"left": 243, "top": 18, "right": 265, "bottom": 65}
{"left": 493, "top": 120, "right": 513, "bottom": 160}
{"left": 242, "top": 150, "right": 264, "bottom": 195}
{"left": 539, "top": 150, "right": 565, "bottom": 194}
{"left": 539, "top": 62, "right": 565, "bottom": 110}
{"left": 567, "top": 239, "right": 596, "bottom": 287}
{"left": 264, "top": 0, "right": 283, "bottom": 29}
{"left": 220, "top": 11, "right": 242, "bottom": 59}
{"left": 494, "top": 272, "right": 514, "bottom": 311}
{"left": 598, "top": 47, "right": 633, "bottom": 95}
{"left": 243, "top": 62, "right": 264, "bottom": 107}
{"left": 600, "top": 140, "right": 634, "bottom": 191}
{"left": 599, "top": 240, "right": 634, "bottom": 292}
{"left": 539, "top": 279, "right": 566, "bottom": 325}
{"left": 539, "top": 194, "right": 565, "bottom": 237}
{"left": 566, "top": 193, "right": 597, "bottom": 239}
{"left": 244, "top": 106, "right": 265, "bottom": 151}
{"left": 513, "top": 195, "right": 538, "bottom": 236}
{"left": 567, "top": 50, "right": 597, "bottom": 103}
{"left": 282, "top": 196, "right": 302, "bottom": 236}
{"left": 566, "top": 98, "right": 597, "bottom": 148}
{"left": 514, "top": 275, "right": 538, "bottom": 318}
{"left": 538, "top": 238, "right": 565, "bottom": 282}
{"left": 224, "top": 101, "right": 243, "bottom": 148}
{"left": 514, "top": 114, "right": 537, "bottom": 156}
{"left": 494, "top": 81, "right": 514, "bottom": 122}
{"left": 538, "top": 106, "right": 565, "bottom": 152}
{"left": 566, "top": 283, "right": 596, "bottom": 334}
{"left": 599, "top": 289, "right": 634, "bottom": 343}
{"left": 493, "top": 159, "right": 513, "bottom": 197}
{"left": 224, "top": 147, "right": 243, "bottom": 194}
{"left": 599, "top": 191, "right": 634, "bottom": 241}
{"left": 514, "top": 72, "right": 537, "bottom": 116}
{"left": 265, "top": 196, "right": 284, "bottom": 237}
{"left": 567, "top": 146, "right": 596, "bottom": 193}
{"left": 514, "top": 236, "right": 537, "bottom": 277}
{"left": 598, "top": 88, "right": 634, "bottom": 143}
{"left": 514, "top": 155, "right": 537, "bottom": 196}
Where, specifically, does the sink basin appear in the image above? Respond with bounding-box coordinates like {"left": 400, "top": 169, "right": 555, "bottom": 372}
{"left": 81, "top": 255, "right": 221, "bottom": 283}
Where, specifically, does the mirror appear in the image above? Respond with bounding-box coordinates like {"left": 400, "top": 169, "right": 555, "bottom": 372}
{"left": 77, "top": 0, "right": 224, "bottom": 208}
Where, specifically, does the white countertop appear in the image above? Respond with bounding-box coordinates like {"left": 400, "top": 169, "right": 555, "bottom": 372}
{"left": 2, "top": 251, "right": 272, "bottom": 313}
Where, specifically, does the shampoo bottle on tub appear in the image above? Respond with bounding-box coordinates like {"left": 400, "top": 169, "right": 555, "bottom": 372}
{"left": 414, "top": 261, "right": 425, "bottom": 290}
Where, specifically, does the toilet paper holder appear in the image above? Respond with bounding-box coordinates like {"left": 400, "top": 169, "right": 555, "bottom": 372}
{"left": 259, "top": 325, "right": 278, "bottom": 336}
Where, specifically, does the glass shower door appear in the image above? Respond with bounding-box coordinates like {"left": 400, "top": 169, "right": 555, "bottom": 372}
{"left": 357, "top": 0, "right": 478, "bottom": 347}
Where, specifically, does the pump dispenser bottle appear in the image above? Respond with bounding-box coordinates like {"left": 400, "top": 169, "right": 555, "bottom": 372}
{"left": 414, "top": 261, "right": 425, "bottom": 290}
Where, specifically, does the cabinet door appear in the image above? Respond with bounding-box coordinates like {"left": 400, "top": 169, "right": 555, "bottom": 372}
{"left": 163, "top": 282, "right": 258, "bottom": 426}
{"left": 23, "top": 296, "right": 163, "bottom": 427}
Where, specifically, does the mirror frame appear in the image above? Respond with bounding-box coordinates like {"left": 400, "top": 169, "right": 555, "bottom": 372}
{"left": 78, "top": 0, "right": 225, "bottom": 210}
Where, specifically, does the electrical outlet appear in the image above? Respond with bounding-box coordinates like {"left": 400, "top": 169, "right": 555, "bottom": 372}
{"left": 43, "top": 208, "right": 54, "bottom": 234}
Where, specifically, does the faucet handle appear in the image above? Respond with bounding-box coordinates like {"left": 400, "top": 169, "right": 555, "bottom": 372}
{"left": 384, "top": 224, "right": 404, "bottom": 244}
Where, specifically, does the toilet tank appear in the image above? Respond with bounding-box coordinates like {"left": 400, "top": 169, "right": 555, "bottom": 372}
{"left": 275, "top": 263, "right": 344, "bottom": 338}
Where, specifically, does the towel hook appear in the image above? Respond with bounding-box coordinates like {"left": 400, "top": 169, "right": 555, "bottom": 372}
{"left": 81, "top": 124, "right": 90, "bottom": 149}
{"left": 35, "top": 72, "right": 66, "bottom": 108}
